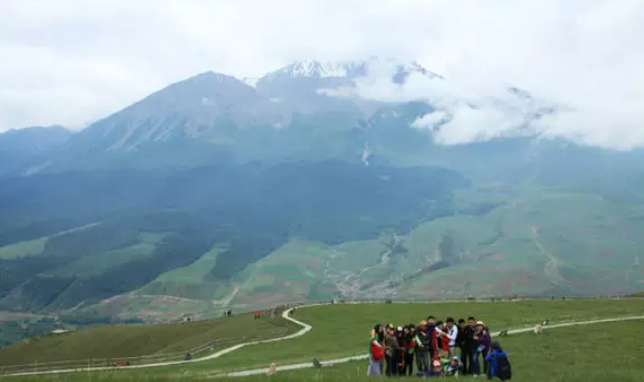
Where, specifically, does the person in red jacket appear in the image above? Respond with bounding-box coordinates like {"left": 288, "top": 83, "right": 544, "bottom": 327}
{"left": 434, "top": 321, "right": 450, "bottom": 354}
{"left": 426, "top": 316, "right": 438, "bottom": 361}
{"left": 368, "top": 324, "right": 385, "bottom": 377}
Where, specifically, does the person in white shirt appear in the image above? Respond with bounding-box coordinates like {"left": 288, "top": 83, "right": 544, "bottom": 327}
{"left": 445, "top": 317, "right": 459, "bottom": 359}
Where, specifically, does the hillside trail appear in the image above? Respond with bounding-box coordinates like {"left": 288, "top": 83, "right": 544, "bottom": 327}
{"left": 531, "top": 225, "right": 569, "bottom": 288}
{"left": 211, "top": 284, "right": 240, "bottom": 307}
{"left": 4, "top": 302, "right": 644, "bottom": 378}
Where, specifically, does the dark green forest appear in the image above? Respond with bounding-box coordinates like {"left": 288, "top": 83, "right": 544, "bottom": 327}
{"left": 0, "top": 160, "right": 475, "bottom": 312}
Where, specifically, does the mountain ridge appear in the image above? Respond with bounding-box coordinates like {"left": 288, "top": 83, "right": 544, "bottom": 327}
{"left": 1, "top": 57, "right": 644, "bottom": 331}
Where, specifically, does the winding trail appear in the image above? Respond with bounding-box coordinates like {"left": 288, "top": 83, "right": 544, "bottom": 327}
{"left": 531, "top": 225, "right": 569, "bottom": 288}
{"left": 2, "top": 306, "right": 316, "bottom": 378}
{"left": 3, "top": 303, "right": 644, "bottom": 378}
{"left": 212, "top": 313, "right": 644, "bottom": 378}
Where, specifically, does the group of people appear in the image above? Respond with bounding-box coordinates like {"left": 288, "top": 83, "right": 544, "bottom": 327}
{"left": 368, "top": 316, "right": 511, "bottom": 380}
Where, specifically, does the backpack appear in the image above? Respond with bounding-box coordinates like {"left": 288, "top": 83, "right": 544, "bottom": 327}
{"left": 371, "top": 341, "right": 385, "bottom": 361}
{"left": 496, "top": 355, "right": 512, "bottom": 380}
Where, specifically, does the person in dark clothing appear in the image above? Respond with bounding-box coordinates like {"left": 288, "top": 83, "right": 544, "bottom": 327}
{"left": 395, "top": 326, "right": 405, "bottom": 375}
{"left": 457, "top": 318, "right": 474, "bottom": 374}
{"left": 467, "top": 316, "right": 478, "bottom": 374}
{"left": 426, "top": 316, "right": 437, "bottom": 361}
{"left": 415, "top": 321, "right": 430, "bottom": 373}
{"left": 473, "top": 321, "right": 492, "bottom": 377}
{"left": 402, "top": 326, "right": 415, "bottom": 376}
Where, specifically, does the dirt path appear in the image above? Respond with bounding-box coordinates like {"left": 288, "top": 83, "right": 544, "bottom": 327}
{"left": 214, "top": 314, "right": 644, "bottom": 378}
{"left": 212, "top": 285, "right": 240, "bottom": 306}
{"left": 1, "top": 305, "right": 317, "bottom": 377}
{"left": 5, "top": 303, "right": 644, "bottom": 378}
{"left": 531, "top": 225, "right": 568, "bottom": 287}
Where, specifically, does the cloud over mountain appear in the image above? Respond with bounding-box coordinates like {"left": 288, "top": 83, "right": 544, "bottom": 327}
{"left": 1, "top": 0, "right": 643, "bottom": 149}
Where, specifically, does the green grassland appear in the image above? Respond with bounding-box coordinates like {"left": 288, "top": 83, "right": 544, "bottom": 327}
{"left": 138, "top": 246, "right": 237, "bottom": 302}
{"left": 3, "top": 184, "right": 644, "bottom": 327}
{"left": 0, "top": 224, "right": 100, "bottom": 260}
{"left": 1, "top": 299, "right": 643, "bottom": 382}
{"left": 45, "top": 233, "right": 169, "bottom": 279}
{"left": 176, "top": 299, "right": 644, "bottom": 374}
{"left": 4, "top": 184, "right": 644, "bottom": 324}
{"left": 80, "top": 294, "right": 215, "bottom": 323}
{"left": 0, "top": 311, "right": 298, "bottom": 368}
{"left": 226, "top": 319, "right": 644, "bottom": 382}
{"left": 189, "top": 186, "right": 644, "bottom": 311}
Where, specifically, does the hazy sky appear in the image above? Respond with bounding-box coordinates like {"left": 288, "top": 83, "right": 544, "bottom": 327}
{"left": 1, "top": 0, "right": 643, "bottom": 149}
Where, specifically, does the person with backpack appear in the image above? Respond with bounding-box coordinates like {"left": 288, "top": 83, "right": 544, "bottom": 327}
{"left": 485, "top": 341, "right": 511, "bottom": 380}
{"left": 368, "top": 324, "right": 385, "bottom": 377}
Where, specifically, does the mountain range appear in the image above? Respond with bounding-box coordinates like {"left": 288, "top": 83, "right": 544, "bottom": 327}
{"left": 1, "top": 58, "right": 643, "bottom": 331}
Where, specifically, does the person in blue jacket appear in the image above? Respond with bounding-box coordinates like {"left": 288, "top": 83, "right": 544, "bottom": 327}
{"left": 485, "top": 341, "right": 512, "bottom": 380}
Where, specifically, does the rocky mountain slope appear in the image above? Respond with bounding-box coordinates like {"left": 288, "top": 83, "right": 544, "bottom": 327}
{"left": 1, "top": 59, "right": 643, "bottom": 326}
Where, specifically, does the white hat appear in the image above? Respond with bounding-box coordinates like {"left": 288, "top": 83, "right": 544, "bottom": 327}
{"left": 397, "top": 326, "right": 403, "bottom": 331}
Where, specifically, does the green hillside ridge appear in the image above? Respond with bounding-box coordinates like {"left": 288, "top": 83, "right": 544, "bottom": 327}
{"left": 8, "top": 182, "right": 641, "bottom": 324}
{"left": 183, "top": 187, "right": 644, "bottom": 310}
{"left": 76, "top": 184, "right": 644, "bottom": 320}
{"left": 45, "top": 233, "right": 169, "bottom": 278}
{"left": 0, "top": 223, "right": 100, "bottom": 260}
{"left": 0, "top": 311, "right": 298, "bottom": 368}
{"left": 0, "top": 230, "right": 176, "bottom": 313}
{"left": 138, "top": 246, "right": 236, "bottom": 302}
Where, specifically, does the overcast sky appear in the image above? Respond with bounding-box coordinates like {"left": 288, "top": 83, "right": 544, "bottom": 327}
{"left": 1, "top": 0, "right": 643, "bottom": 149}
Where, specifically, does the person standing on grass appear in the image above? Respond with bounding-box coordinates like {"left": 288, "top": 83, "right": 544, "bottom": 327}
{"left": 473, "top": 321, "right": 492, "bottom": 377}
{"left": 384, "top": 324, "right": 400, "bottom": 376}
{"left": 368, "top": 324, "right": 385, "bottom": 377}
{"left": 434, "top": 321, "right": 450, "bottom": 355}
{"left": 457, "top": 318, "right": 473, "bottom": 374}
{"left": 444, "top": 317, "right": 459, "bottom": 359}
{"left": 415, "top": 321, "right": 430, "bottom": 373}
{"left": 426, "top": 316, "right": 437, "bottom": 361}
{"left": 395, "top": 326, "right": 405, "bottom": 375}
{"left": 465, "top": 316, "right": 477, "bottom": 374}
{"left": 402, "top": 325, "right": 415, "bottom": 376}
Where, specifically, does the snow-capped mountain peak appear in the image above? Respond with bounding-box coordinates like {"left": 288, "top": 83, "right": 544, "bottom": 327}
{"left": 274, "top": 60, "right": 366, "bottom": 79}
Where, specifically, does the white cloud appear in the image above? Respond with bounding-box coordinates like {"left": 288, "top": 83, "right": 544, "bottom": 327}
{"left": 1, "top": 0, "right": 643, "bottom": 150}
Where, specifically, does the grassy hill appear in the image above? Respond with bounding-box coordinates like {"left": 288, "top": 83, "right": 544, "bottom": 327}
{"left": 140, "top": 186, "right": 644, "bottom": 312}
{"left": 0, "top": 311, "right": 298, "bottom": 368}
{"left": 2, "top": 299, "right": 643, "bottom": 381}
{"left": 179, "top": 299, "right": 644, "bottom": 373}
{"left": 3, "top": 181, "right": 643, "bottom": 328}
{"left": 231, "top": 320, "right": 644, "bottom": 382}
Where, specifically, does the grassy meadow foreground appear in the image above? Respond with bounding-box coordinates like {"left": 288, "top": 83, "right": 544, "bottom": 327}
{"left": 227, "top": 320, "right": 644, "bottom": 382}
{"left": 1, "top": 299, "right": 643, "bottom": 381}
